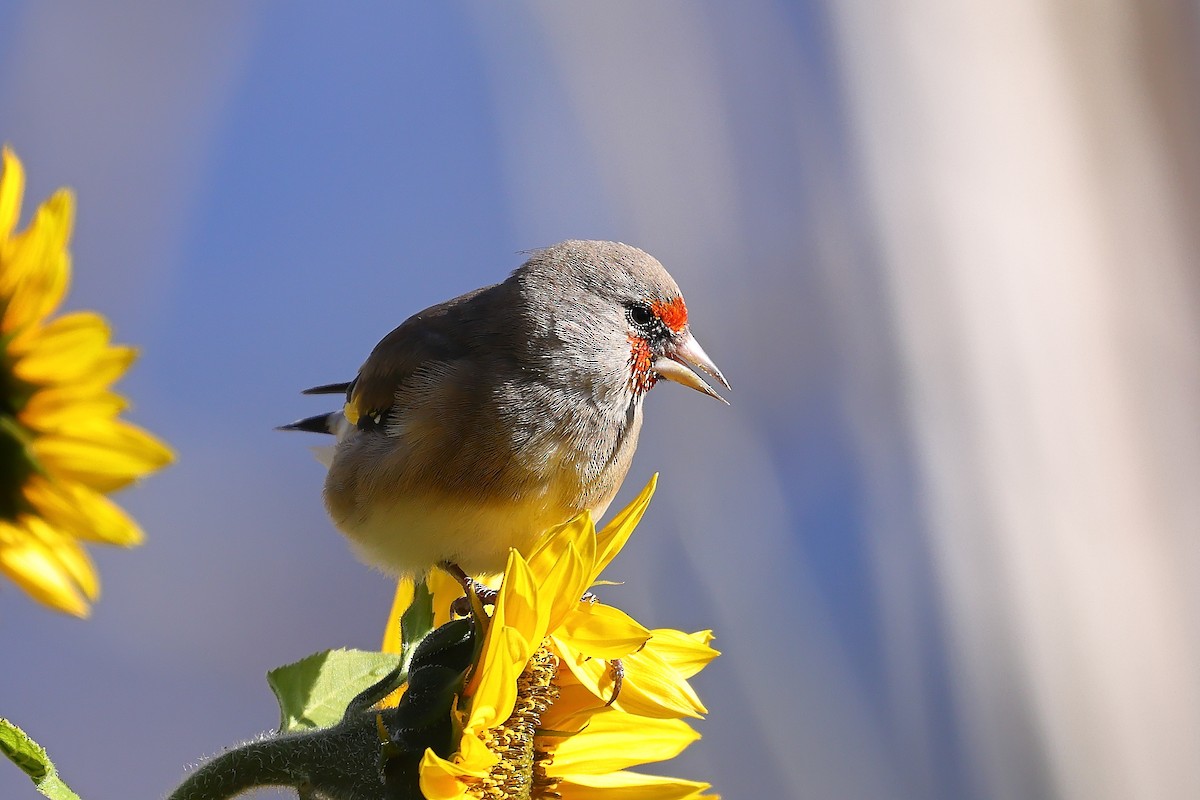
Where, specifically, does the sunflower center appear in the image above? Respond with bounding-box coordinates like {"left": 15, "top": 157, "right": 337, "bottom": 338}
{"left": 473, "top": 645, "right": 560, "bottom": 800}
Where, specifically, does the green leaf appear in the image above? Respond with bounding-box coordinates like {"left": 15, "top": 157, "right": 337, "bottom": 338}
{"left": 0, "top": 718, "right": 82, "bottom": 800}
{"left": 267, "top": 649, "right": 402, "bottom": 733}
{"left": 399, "top": 581, "right": 434, "bottom": 672}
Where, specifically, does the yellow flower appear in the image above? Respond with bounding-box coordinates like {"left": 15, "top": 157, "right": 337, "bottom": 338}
{"left": 389, "top": 476, "right": 719, "bottom": 799}
{"left": 382, "top": 567, "right": 464, "bottom": 655}
{"left": 0, "top": 147, "right": 172, "bottom": 617}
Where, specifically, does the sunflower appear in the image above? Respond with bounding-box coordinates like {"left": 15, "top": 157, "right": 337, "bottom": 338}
{"left": 383, "top": 476, "right": 719, "bottom": 800}
{"left": 0, "top": 146, "right": 172, "bottom": 617}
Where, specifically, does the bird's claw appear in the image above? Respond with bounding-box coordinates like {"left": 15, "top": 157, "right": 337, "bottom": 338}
{"left": 450, "top": 582, "right": 497, "bottom": 617}
{"left": 442, "top": 561, "right": 498, "bottom": 616}
{"left": 443, "top": 561, "right": 622, "bottom": 704}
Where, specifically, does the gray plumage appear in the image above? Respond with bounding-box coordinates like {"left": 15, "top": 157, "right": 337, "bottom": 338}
{"left": 286, "top": 240, "right": 727, "bottom": 577}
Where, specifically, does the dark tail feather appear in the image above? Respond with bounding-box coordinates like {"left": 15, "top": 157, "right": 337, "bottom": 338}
{"left": 302, "top": 381, "right": 353, "bottom": 396}
{"left": 277, "top": 412, "right": 339, "bottom": 434}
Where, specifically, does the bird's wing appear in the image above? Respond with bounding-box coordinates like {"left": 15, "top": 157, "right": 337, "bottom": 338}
{"left": 344, "top": 285, "right": 497, "bottom": 429}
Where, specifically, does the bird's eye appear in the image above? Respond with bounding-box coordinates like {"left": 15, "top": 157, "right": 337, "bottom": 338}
{"left": 628, "top": 303, "right": 655, "bottom": 328}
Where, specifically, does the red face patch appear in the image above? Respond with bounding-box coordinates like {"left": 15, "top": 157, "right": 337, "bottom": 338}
{"left": 627, "top": 334, "right": 658, "bottom": 395}
{"left": 651, "top": 297, "right": 688, "bottom": 334}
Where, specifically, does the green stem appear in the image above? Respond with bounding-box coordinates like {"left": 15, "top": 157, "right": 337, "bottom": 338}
{"left": 167, "top": 716, "right": 386, "bottom": 800}
{"left": 169, "top": 618, "right": 477, "bottom": 800}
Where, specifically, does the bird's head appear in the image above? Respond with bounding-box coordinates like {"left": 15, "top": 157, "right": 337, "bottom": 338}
{"left": 620, "top": 293, "right": 728, "bottom": 403}
{"left": 512, "top": 240, "right": 729, "bottom": 405}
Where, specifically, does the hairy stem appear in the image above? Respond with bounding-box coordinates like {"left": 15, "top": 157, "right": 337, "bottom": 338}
{"left": 168, "top": 715, "right": 387, "bottom": 800}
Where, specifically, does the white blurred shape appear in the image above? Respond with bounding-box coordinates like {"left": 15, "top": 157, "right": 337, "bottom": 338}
{"left": 831, "top": 0, "right": 1200, "bottom": 798}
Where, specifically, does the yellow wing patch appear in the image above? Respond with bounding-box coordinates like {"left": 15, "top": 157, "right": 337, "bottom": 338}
{"left": 343, "top": 398, "right": 361, "bottom": 426}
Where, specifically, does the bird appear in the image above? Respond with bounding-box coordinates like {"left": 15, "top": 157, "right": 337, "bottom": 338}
{"left": 282, "top": 240, "right": 728, "bottom": 581}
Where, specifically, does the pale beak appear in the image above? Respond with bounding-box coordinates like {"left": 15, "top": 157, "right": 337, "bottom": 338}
{"left": 652, "top": 331, "right": 730, "bottom": 404}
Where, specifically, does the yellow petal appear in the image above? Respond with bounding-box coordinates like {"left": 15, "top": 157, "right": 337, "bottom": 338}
{"left": 59, "top": 345, "right": 138, "bottom": 393}
{"left": 550, "top": 713, "right": 699, "bottom": 774}
{"left": 594, "top": 475, "right": 657, "bottom": 576}
{"left": 527, "top": 512, "right": 599, "bottom": 632}
{"left": 540, "top": 541, "right": 593, "bottom": 634}
{"left": 555, "top": 771, "right": 713, "bottom": 800}
{"left": 10, "top": 311, "right": 113, "bottom": 383}
{"left": 0, "top": 540, "right": 88, "bottom": 616}
{"left": 23, "top": 514, "right": 99, "bottom": 601}
{"left": 529, "top": 512, "right": 593, "bottom": 585}
{"left": 539, "top": 680, "right": 607, "bottom": 734}
{"left": 647, "top": 629, "right": 720, "bottom": 680}
{"left": 616, "top": 644, "right": 708, "bottom": 719}
{"left": 23, "top": 475, "right": 143, "bottom": 546}
{"left": 33, "top": 418, "right": 174, "bottom": 491}
{"left": 0, "top": 521, "right": 90, "bottom": 616}
{"left": 15, "top": 344, "right": 138, "bottom": 406}
{"left": 467, "top": 625, "right": 522, "bottom": 732}
{"left": 381, "top": 578, "right": 415, "bottom": 653}
{"left": 1, "top": 189, "right": 73, "bottom": 333}
{"left": 489, "top": 552, "right": 546, "bottom": 655}
{"left": 466, "top": 551, "right": 544, "bottom": 730}
{"left": 21, "top": 389, "right": 128, "bottom": 432}
{"left": 559, "top": 602, "right": 651, "bottom": 660}
{"left": 455, "top": 731, "right": 500, "bottom": 771}
{"left": 553, "top": 635, "right": 707, "bottom": 720}
{"left": 62, "top": 489, "right": 144, "bottom": 551}
{"left": 428, "top": 568, "right": 462, "bottom": 629}
{"left": 418, "top": 748, "right": 478, "bottom": 800}
{"left": 0, "top": 146, "right": 26, "bottom": 240}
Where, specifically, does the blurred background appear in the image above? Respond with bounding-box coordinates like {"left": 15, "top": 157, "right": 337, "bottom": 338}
{"left": 3, "top": 2, "right": 1199, "bottom": 798}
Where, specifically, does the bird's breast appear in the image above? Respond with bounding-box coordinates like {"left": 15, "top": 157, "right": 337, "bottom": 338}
{"left": 322, "top": 378, "right": 644, "bottom": 576}
{"left": 340, "top": 490, "right": 565, "bottom": 577}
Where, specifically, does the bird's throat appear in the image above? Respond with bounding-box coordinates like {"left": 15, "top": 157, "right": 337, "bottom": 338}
{"left": 626, "top": 335, "right": 658, "bottom": 396}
